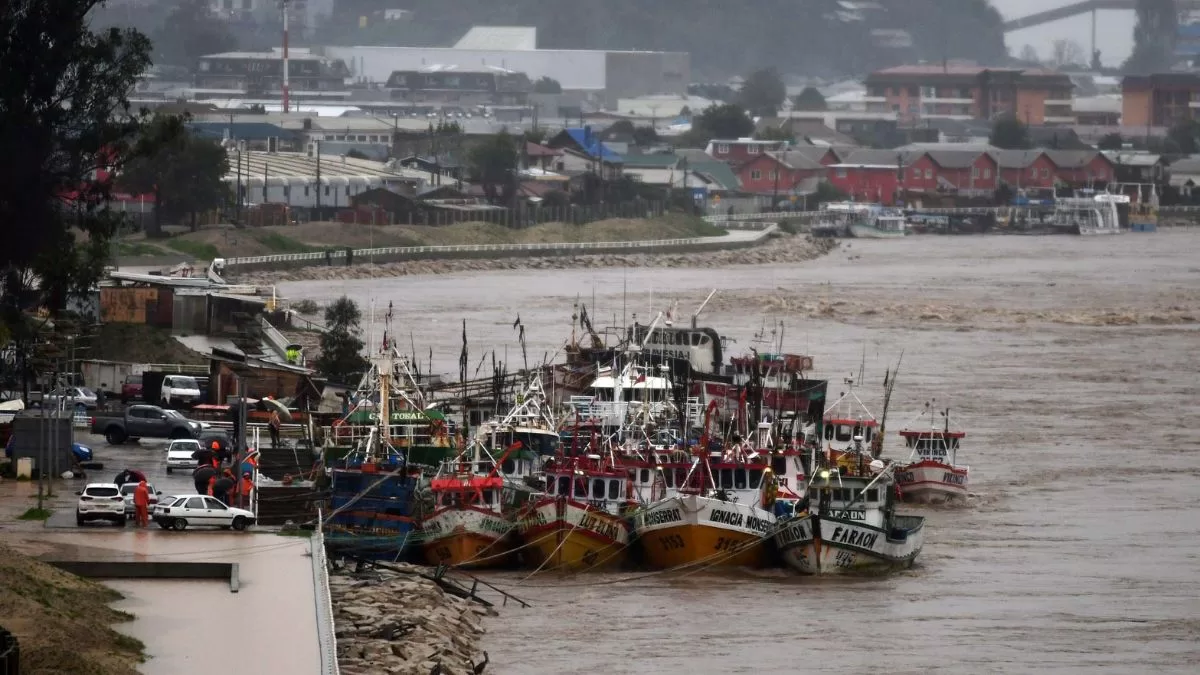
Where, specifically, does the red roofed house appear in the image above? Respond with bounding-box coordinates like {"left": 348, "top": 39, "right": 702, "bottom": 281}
{"left": 992, "top": 150, "right": 1057, "bottom": 189}
{"left": 1045, "top": 150, "right": 1115, "bottom": 186}
{"left": 827, "top": 163, "right": 902, "bottom": 204}
{"left": 902, "top": 150, "right": 999, "bottom": 195}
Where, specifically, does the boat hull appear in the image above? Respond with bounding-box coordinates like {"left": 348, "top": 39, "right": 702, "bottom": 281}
{"left": 633, "top": 494, "right": 774, "bottom": 570}
{"left": 518, "top": 498, "right": 631, "bottom": 571}
{"left": 1077, "top": 226, "right": 1122, "bottom": 235}
{"left": 850, "top": 224, "right": 906, "bottom": 239}
{"left": 419, "top": 507, "right": 514, "bottom": 569}
{"left": 775, "top": 513, "right": 923, "bottom": 575}
{"left": 895, "top": 460, "right": 968, "bottom": 504}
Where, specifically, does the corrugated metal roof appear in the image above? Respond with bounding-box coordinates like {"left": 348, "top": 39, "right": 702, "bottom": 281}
{"left": 1044, "top": 149, "right": 1103, "bottom": 169}
{"left": 453, "top": 26, "right": 538, "bottom": 51}
{"left": 991, "top": 149, "right": 1047, "bottom": 169}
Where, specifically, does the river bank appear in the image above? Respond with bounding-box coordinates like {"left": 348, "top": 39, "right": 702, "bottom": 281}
{"left": 230, "top": 232, "right": 837, "bottom": 284}
{"left": 332, "top": 563, "right": 494, "bottom": 675}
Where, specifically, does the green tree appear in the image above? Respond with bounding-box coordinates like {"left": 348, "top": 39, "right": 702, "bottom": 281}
{"left": 738, "top": 67, "right": 786, "bottom": 117}
{"left": 989, "top": 114, "right": 1031, "bottom": 150}
{"left": 1167, "top": 120, "right": 1199, "bottom": 155}
{"left": 1124, "top": 0, "right": 1178, "bottom": 74}
{"left": 791, "top": 86, "right": 827, "bottom": 112}
{"left": 1097, "top": 133, "right": 1125, "bottom": 151}
{"left": 684, "top": 103, "right": 755, "bottom": 147}
{"left": 632, "top": 126, "right": 659, "bottom": 146}
{"left": 315, "top": 297, "right": 369, "bottom": 384}
{"left": 468, "top": 131, "right": 518, "bottom": 204}
{"left": 1, "top": 0, "right": 152, "bottom": 395}
{"left": 606, "top": 120, "right": 636, "bottom": 136}
{"left": 755, "top": 126, "right": 794, "bottom": 142}
{"left": 122, "top": 115, "right": 231, "bottom": 236}
{"left": 533, "top": 76, "right": 563, "bottom": 94}
{"left": 154, "top": 0, "right": 237, "bottom": 68}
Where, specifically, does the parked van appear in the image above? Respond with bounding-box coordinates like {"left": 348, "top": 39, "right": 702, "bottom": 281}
{"left": 160, "top": 375, "right": 202, "bottom": 407}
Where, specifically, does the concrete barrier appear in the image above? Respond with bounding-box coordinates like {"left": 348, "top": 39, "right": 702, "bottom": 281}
{"left": 47, "top": 560, "right": 241, "bottom": 593}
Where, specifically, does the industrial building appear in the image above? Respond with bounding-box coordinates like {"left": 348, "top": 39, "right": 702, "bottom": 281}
{"left": 322, "top": 25, "right": 689, "bottom": 109}
{"left": 221, "top": 150, "right": 428, "bottom": 209}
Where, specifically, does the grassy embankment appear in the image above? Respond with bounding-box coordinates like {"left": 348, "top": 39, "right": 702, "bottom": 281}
{"left": 0, "top": 544, "right": 144, "bottom": 675}
{"left": 115, "top": 215, "right": 727, "bottom": 261}
{"left": 87, "top": 323, "right": 207, "bottom": 366}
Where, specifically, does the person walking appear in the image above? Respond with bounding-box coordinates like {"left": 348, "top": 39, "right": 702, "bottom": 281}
{"left": 132, "top": 480, "right": 151, "bottom": 528}
{"left": 96, "top": 384, "right": 107, "bottom": 411}
{"left": 268, "top": 409, "right": 282, "bottom": 449}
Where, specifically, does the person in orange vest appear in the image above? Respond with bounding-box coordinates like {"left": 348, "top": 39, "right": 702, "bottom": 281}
{"left": 133, "top": 480, "right": 151, "bottom": 528}
{"left": 240, "top": 472, "right": 254, "bottom": 508}
{"left": 207, "top": 473, "right": 217, "bottom": 497}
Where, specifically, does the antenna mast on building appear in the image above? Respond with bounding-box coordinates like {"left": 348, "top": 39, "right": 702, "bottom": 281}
{"left": 281, "top": 0, "right": 290, "bottom": 113}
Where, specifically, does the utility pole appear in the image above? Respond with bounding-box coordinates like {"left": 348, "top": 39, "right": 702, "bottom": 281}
{"left": 281, "top": 0, "right": 290, "bottom": 113}
{"left": 315, "top": 140, "right": 322, "bottom": 210}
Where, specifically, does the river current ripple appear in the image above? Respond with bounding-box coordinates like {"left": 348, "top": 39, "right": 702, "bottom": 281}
{"left": 281, "top": 231, "right": 1200, "bottom": 674}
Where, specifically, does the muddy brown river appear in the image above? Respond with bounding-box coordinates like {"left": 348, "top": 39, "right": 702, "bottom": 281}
{"left": 281, "top": 230, "right": 1200, "bottom": 674}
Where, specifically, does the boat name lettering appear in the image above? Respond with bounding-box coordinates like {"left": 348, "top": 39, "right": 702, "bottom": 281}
{"left": 776, "top": 520, "right": 811, "bottom": 546}
{"left": 895, "top": 471, "right": 915, "bottom": 484}
{"left": 918, "top": 448, "right": 948, "bottom": 459}
{"left": 941, "top": 472, "right": 967, "bottom": 486}
{"left": 579, "top": 513, "right": 621, "bottom": 541}
{"left": 831, "top": 525, "right": 878, "bottom": 549}
{"left": 422, "top": 520, "right": 444, "bottom": 534}
{"left": 481, "top": 518, "right": 510, "bottom": 534}
{"left": 644, "top": 508, "right": 683, "bottom": 526}
{"left": 710, "top": 509, "right": 771, "bottom": 533}
{"left": 830, "top": 509, "right": 866, "bottom": 521}
{"left": 519, "top": 512, "right": 548, "bottom": 530}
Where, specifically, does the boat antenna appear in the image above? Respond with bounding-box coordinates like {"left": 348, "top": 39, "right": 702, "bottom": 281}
{"left": 857, "top": 343, "right": 866, "bottom": 385}
{"left": 872, "top": 350, "right": 903, "bottom": 458}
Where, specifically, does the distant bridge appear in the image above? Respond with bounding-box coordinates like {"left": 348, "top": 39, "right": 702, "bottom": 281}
{"left": 1003, "top": 0, "right": 1200, "bottom": 33}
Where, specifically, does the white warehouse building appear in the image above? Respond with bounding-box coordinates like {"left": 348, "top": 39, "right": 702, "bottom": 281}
{"left": 322, "top": 26, "right": 689, "bottom": 109}
{"left": 223, "top": 151, "right": 427, "bottom": 209}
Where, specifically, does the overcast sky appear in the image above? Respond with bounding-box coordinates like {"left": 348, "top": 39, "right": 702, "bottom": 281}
{"left": 994, "top": 0, "right": 1136, "bottom": 66}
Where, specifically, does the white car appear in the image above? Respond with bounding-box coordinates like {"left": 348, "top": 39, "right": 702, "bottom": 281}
{"left": 118, "top": 482, "right": 162, "bottom": 517}
{"left": 152, "top": 495, "right": 255, "bottom": 531}
{"left": 44, "top": 386, "right": 99, "bottom": 410}
{"left": 76, "top": 483, "right": 126, "bottom": 526}
{"left": 165, "top": 439, "right": 202, "bottom": 473}
{"left": 160, "top": 375, "right": 201, "bottom": 407}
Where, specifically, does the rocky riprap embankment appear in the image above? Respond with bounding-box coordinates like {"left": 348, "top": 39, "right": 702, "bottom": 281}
{"left": 232, "top": 234, "right": 839, "bottom": 284}
{"left": 331, "top": 564, "right": 495, "bottom": 675}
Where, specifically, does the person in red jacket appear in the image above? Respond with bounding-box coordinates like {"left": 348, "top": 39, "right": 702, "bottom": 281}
{"left": 240, "top": 472, "right": 254, "bottom": 508}
{"left": 133, "top": 480, "right": 151, "bottom": 528}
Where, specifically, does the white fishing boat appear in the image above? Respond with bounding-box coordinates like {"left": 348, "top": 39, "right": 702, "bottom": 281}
{"left": 849, "top": 205, "right": 908, "bottom": 239}
{"left": 894, "top": 404, "right": 969, "bottom": 504}
{"left": 775, "top": 440, "right": 924, "bottom": 574}
{"left": 1053, "top": 194, "right": 1121, "bottom": 235}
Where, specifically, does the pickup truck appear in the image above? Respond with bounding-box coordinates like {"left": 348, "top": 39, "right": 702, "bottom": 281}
{"left": 90, "top": 405, "right": 207, "bottom": 445}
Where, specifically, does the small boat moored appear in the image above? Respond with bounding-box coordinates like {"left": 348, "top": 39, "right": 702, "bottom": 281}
{"left": 894, "top": 404, "right": 969, "bottom": 504}
{"left": 775, "top": 440, "right": 924, "bottom": 574}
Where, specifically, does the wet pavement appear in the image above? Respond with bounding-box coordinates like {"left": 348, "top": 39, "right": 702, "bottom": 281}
{"left": 31, "top": 531, "right": 320, "bottom": 675}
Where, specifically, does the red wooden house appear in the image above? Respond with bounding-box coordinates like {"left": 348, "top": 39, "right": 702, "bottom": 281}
{"left": 993, "top": 150, "right": 1057, "bottom": 189}
{"left": 826, "top": 163, "right": 902, "bottom": 204}
{"left": 705, "top": 138, "right": 789, "bottom": 163}
{"left": 735, "top": 150, "right": 825, "bottom": 195}
{"left": 1045, "top": 150, "right": 1115, "bottom": 186}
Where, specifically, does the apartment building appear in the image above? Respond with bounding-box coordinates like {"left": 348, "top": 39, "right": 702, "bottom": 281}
{"left": 864, "top": 64, "right": 1074, "bottom": 126}
{"left": 1122, "top": 73, "right": 1200, "bottom": 128}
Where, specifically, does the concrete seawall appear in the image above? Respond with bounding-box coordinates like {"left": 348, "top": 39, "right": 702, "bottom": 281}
{"left": 214, "top": 221, "right": 776, "bottom": 273}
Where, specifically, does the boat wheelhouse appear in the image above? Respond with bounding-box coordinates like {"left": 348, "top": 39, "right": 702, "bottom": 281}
{"left": 822, "top": 381, "right": 880, "bottom": 457}
{"left": 1053, "top": 194, "right": 1121, "bottom": 235}
{"left": 775, "top": 449, "right": 924, "bottom": 574}
{"left": 849, "top": 205, "right": 907, "bottom": 239}
{"left": 569, "top": 363, "right": 676, "bottom": 429}
{"left": 477, "top": 375, "right": 560, "bottom": 459}
{"left": 894, "top": 406, "right": 969, "bottom": 504}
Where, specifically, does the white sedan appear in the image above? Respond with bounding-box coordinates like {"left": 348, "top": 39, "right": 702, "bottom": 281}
{"left": 165, "top": 438, "right": 202, "bottom": 473}
{"left": 152, "top": 494, "right": 255, "bottom": 531}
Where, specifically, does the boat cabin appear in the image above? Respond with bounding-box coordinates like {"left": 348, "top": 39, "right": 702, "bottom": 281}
{"left": 570, "top": 365, "right": 675, "bottom": 427}
{"left": 430, "top": 474, "right": 506, "bottom": 512}
{"left": 810, "top": 473, "right": 890, "bottom": 529}
{"left": 543, "top": 459, "right": 630, "bottom": 515}
{"left": 899, "top": 429, "right": 964, "bottom": 466}
{"left": 823, "top": 417, "right": 877, "bottom": 447}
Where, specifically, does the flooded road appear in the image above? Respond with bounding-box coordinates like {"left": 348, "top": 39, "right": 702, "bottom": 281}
{"left": 282, "top": 231, "right": 1200, "bottom": 674}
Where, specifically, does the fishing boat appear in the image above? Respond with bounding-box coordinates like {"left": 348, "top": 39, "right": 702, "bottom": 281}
{"left": 517, "top": 424, "right": 636, "bottom": 571}
{"left": 325, "top": 351, "right": 421, "bottom": 561}
{"left": 633, "top": 401, "right": 780, "bottom": 570}
{"left": 419, "top": 439, "right": 538, "bottom": 569}
{"left": 774, "top": 439, "right": 925, "bottom": 574}
{"left": 811, "top": 201, "right": 864, "bottom": 238}
{"left": 477, "top": 374, "right": 561, "bottom": 458}
{"left": 848, "top": 205, "right": 908, "bottom": 239}
{"left": 821, "top": 378, "right": 881, "bottom": 459}
{"left": 894, "top": 404, "right": 969, "bottom": 504}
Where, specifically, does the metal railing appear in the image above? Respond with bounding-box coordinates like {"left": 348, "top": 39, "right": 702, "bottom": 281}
{"left": 223, "top": 227, "right": 777, "bottom": 267}
{"left": 705, "top": 211, "right": 818, "bottom": 222}
{"left": 311, "top": 509, "right": 340, "bottom": 675}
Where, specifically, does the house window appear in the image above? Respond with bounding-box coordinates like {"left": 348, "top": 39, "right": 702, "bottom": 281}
{"left": 836, "top": 168, "right": 847, "bottom": 178}
{"left": 924, "top": 169, "right": 932, "bottom": 179}
{"left": 1041, "top": 168, "right": 1049, "bottom": 178}
{"left": 912, "top": 168, "right": 920, "bottom": 179}
{"left": 768, "top": 170, "right": 777, "bottom": 180}
{"left": 716, "top": 143, "right": 730, "bottom": 154}
{"left": 1029, "top": 167, "right": 1037, "bottom": 178}
{"left": 750, "top": 170, "right": 762, "bottom": 180}
{"left": 304, "top": 186, "right": 309, "bottom": 196}
{"left": 972, "top": 167, "right": 979, "bottom": 178}
{"left": 983, "top": 168, "right": 991, "bottom": 179}
{"left": 757, "top": 145, "right": 765, "bottom": 154}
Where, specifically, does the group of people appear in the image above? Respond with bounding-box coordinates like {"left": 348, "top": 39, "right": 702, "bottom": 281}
{"left": 191, "top": 449, "right": 255, "bottom": 509}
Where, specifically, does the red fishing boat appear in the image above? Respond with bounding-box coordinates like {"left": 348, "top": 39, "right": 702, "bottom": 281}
{"left": 894, "top": 405, "right": 969, "bottom": 503}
